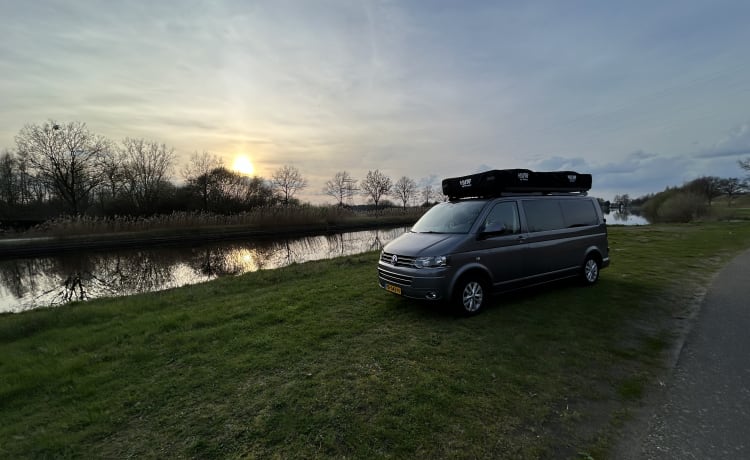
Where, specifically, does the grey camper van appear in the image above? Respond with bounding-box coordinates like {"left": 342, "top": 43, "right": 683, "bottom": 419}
{"left": 377, "top": 169, "right": 609, "bottom": 315}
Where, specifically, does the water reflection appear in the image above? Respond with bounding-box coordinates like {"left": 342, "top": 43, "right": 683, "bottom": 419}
{"left": 604, "top": 208, "right": 649, "bottom": 225}
{"left": 0, "top": 227, "right": 408, "bottom": 313}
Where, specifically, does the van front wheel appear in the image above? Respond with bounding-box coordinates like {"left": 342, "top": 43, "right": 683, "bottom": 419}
{"left": 582, "top": 256, "right": 600, "bottom": 285}
{"left": 454, "top": 277, "right": 488, "bottom": 316}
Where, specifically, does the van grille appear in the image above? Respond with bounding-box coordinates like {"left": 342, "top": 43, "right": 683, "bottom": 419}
{"left": 380, "top": 252, "right": 416, "bottom": 268}
{"left": 378, "top": 268, "right": 413, "bottom": 286}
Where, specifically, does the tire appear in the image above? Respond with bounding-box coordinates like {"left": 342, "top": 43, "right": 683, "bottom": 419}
{"left": 454, "top": 276, "right": 488, "bottom": 316}
{"left": 581, "top": 256, "right": 600, "bottom": 285}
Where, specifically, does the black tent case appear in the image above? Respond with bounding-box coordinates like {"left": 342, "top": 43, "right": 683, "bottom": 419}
{"left": 441, "top": 169, "right": 592, "bottom": 199}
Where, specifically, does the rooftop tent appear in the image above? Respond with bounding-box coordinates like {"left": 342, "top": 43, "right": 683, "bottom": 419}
{"left": 441, "top": 169, "right": 592, "bottom": 199}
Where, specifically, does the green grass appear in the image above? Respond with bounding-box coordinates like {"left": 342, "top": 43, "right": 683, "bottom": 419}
{"left": 699, "top": 194, "right": 750, "bottom": 221}
{"left": 2, "top": 223, "right": 750, "bottom": 458}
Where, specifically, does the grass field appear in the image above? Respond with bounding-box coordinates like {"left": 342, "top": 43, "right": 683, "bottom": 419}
{"left": 2, "top": 223, "right": 750, "bottom": 458}
{"left": 707, "top": 194, "right": 750, "bottom": 221}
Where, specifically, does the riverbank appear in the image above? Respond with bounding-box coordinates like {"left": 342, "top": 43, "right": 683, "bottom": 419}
{"left": 0, "top": 214, "right": 420, "bottom": 258}
{"left": 2, "top": 223, "right": 750, "bottom": 458}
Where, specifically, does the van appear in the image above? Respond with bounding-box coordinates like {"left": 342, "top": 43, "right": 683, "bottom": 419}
{"left": 377, "top": 169, "right": 610, "bottom": 315}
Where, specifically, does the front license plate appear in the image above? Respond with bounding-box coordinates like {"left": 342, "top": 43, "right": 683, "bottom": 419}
{"left": 385, "top": 284, "right": 402, "bottom": 295}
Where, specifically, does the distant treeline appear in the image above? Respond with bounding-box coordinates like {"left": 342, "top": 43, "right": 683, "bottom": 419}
{"left": 6, "top": 119, "right": 749, "bottom": 227}
{"left": 617, "top": 173, "right": 750, "bottom": 223}
{"left": 0, "top": 120, "right": 441, "bottom": 226}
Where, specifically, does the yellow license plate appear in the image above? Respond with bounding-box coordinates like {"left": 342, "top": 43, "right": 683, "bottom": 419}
{"left": 385, "top": 284, "right": 402, "bottom": 295}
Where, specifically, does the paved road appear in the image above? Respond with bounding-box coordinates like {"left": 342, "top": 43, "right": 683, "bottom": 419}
{"left": 630, "top": 249, "right": 750, "bottom": 459}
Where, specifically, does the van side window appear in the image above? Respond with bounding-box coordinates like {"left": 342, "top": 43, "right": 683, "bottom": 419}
{"left": 522, "top": 200, "right": 565, "bottom": 232}
{"left": 483, "top": 202, "right": 520, "bottom": 234}
{"left": 561, "top": 200, "right": 598, "bottom": 227}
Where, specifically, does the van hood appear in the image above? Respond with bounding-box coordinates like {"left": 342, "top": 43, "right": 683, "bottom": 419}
{"left": 383, "top": 232, "right": 465, "bottom": 257}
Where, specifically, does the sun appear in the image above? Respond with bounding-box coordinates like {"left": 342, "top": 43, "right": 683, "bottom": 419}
{"left": 232, "top": 155, "right": 255, "bottom": 176}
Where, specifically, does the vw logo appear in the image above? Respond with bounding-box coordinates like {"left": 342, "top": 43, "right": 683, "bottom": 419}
{"left": 392, "top": 254, "right": 398, "bottom": 265}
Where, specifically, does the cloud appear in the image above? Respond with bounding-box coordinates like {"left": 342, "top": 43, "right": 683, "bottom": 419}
{"left": 591, "top": 151, "right": 659, "bottom": 175}
{"left": 695, "top": 122, "right": 750, "bottom": 159}
{"left": 3, "top": 1, "right": 750, "bottom": 205}
{"left": 529, "top": 156, "right": 588, "bottom": 171}
{"left": 417, "top": 174, "right": 439, "bottom": 187}
{"left": 474, "top": 164, "right": 495, "bottom": 174}
{"left": 629, "top": 150, "right": 659, "bottom": 161}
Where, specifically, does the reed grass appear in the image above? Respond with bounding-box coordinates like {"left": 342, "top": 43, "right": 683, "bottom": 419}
{"left": 15, "top": 206, "right": 427, "bottom": 238}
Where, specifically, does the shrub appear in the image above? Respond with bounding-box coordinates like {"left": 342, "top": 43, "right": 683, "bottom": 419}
{"left": 641, "top": 188, "right": 675, "bottom": 223}
{"left": 654, "top": 191, "right": 708, "bottom": 223}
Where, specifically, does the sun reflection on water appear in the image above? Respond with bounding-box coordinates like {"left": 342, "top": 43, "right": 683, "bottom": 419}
{"left": 0, "top": 227, "right": 411, "bottom": 312}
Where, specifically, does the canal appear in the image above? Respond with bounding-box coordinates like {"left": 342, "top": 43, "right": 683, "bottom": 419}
{"left": 0, "top": 227, "right": 409, "bottom": 313}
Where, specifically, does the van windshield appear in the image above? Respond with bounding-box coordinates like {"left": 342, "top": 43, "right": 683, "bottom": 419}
{"left": 412, "top": 201, "right": 487, "bottom": 234}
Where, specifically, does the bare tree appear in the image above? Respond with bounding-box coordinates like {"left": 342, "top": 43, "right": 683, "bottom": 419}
{"left": 6, "top": 152, "right": 38, "bottom": 205}
{"left": 206, "top": 167, "right": 275, "bottom": 211}
{"left": 120, "top": 138, "right": 175, "bottom": 214}
{"left": 14, "top": 120, "right": 110, "bottom": 214}
{"left": 272, "top": 165, "right": 307, "bottom": 205}
{"left": 0, "top": 150, "right": 19, "bottom": 207}
{"left": 182, "top": 151, "right": 224, "bottom": 211}
{"left": 323, "top": 171, "right": 357, "bottom": 206}
{"left": 613, "top": 194, "right": 631, "bottom": 208}
{"left": 685, "top": 176, "right": 723, "bottom": 206}
{"left": 361, "top": 169, "right": 392, "bottom": 209}
{"left": 393, "top": 176, "right": 417, "bottom": 209}
{"left": 24, "top": 169, "right": 49, "bottom": 204}
{"left": 97, "top": 148, "right": 126, "bottom": 204}
{"left": 718, "top": 178, "right": 746, "bottom": 207}
{"left": 0, "top": 150, "right": 49, "bottom": 209}
{"left": 182, "top": 158, "right": 275, "bottom": 213}
{"left": 740, "top": 158, "right": 750, "bottom": 187}
{"left": 420, "top": 184, "right": 437, "bottom": 206}
{"left": 210, "top": 167, "right": 246, "bottom": 203}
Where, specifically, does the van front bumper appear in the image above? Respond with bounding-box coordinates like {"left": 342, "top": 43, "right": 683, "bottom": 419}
{"left": 377, "top": 263, "right": 449, "bottom": 301}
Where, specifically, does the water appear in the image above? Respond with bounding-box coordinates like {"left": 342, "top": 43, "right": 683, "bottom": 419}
{"left": 604, "top": 210, "right": 649, "bottom": 226}
{"left": 0, "top": 227, "right": 409, "bottom": 313}
{"left": 0, "top": 210, "right": 650, "bottom": 313}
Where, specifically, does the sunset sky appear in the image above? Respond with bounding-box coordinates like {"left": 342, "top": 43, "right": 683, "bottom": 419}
{"left": 2, "top": 0, "right": 750, "bottom": 202}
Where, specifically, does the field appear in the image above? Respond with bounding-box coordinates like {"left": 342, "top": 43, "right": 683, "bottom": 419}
{"left": 2, "top": 223, "right": 750, "bottom": 458}
{"left": 710, "top": 194, "right": 750, "bottom": 221}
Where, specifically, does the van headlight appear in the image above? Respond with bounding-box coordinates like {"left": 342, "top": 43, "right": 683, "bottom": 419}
{"left": 414, "top": 256, "right": 448, "bottom": 268}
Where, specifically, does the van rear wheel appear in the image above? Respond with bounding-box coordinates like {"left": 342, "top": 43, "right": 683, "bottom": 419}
{"left": 582, "top": 256, "right": 600, "bottom": 285}
{"left": 454, "top": 277, "right": 488, "bottom": 316}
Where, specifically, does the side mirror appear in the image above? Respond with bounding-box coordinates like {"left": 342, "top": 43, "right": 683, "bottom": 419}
{"left": 479, "top": 222, "right": 507, "bottom": 239}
